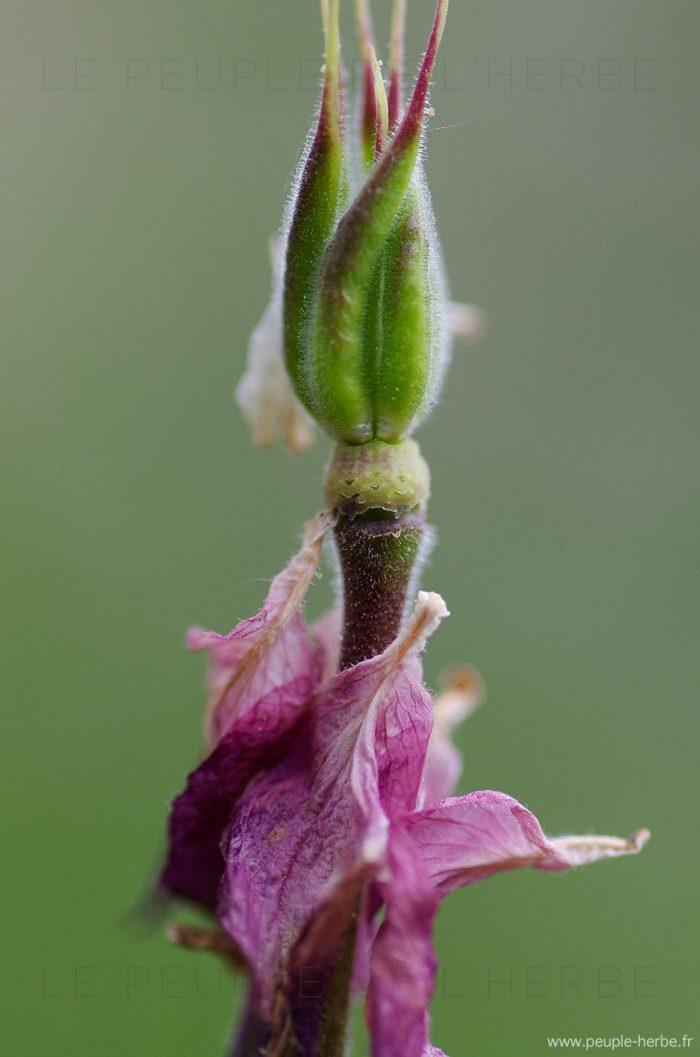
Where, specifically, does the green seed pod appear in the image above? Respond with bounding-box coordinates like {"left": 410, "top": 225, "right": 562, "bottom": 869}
{"left": 281, "top": 0, "right": 452, "bottom": 447}
{"left": 310, "top": 0, "right": 449, "bottom": 445}
{"left": 236, "top": 0, "right": 485, "bottom": 456}
{"left": 283, "top": 0, "right": 347, "bottom": 419}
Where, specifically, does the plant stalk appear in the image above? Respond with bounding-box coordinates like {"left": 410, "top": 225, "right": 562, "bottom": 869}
{"left": 310, "top": 506, "right": 425, "bottom": 1056}
{"left": 335, "top": 509, "right": 425, "bottom": 670}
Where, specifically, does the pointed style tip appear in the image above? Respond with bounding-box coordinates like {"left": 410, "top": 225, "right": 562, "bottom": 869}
{"left": 389, "top": 0, "right": 407, "bottom": 127}
{"left": 322, "top": 0, "right": 341, "bottom": 78}
{"left": 436, "top": 0, "right": 449, "bottom": 43}
{"left": 354, "top": 0, "right": 375, "bottom": 49}
{"left": 367, "top": 43, "right": 389, "bottom": 155}
{"left": 421, "top": 0, "right": 450, "bottom": 75}
{"left": 401, "top": 0, "right": 448, "bottom": 139}
{"left": 356, "top": 0, "right": 389, "bottom": 164}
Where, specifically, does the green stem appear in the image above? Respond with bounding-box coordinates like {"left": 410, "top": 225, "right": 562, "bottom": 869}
{"left": 315, "top": 910, "right": 359, "bottom": 1057}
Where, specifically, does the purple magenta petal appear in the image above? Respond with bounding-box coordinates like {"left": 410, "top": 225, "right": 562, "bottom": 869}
{"left": 407, "top": 791, "right": 650, "bottom": 896}
{"left": 161, "top": 673, "right": 319, "bottom": 912}
{"left": 198, "top": 512, "right": 332, "bottom": 747}
{"left": 311, "top": 607, "right": 342, "bottom": 681}
{"left": 367, "top": 825, "right": 438, "bottom": 1057}
{"left": 159, "top": 513, "right": 331, "bottom": 912}
{"left": 219, "top": 592, "right": 448, "bottom": 1019}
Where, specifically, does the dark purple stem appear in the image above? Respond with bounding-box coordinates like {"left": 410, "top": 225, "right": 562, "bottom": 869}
{"left": 307, "top": 506, "right": 425, "bottom": 1056}
{"left": 228, "top": 990, "right": 273, "bottom": 1057}
{"left": 335, "top": 509, "right": 425, "bottom": 670}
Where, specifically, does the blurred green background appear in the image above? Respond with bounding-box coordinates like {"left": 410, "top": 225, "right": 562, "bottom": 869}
{"left": 2, "top": 1, "right": 698, "bottom": 1054}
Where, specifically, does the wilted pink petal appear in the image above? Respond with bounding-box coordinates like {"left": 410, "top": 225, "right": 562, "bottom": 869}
{"left": 547, "top": 829, "right": 651, "bottom": 866}
{"left": 159, "top": 513, "right": 332, "bottom": 911}
{"left": 198, "top": 511, "right": 332, "bottom": 747}
{"left": 407, "top": 790, "right": 650, "bottom": 897}
{"left": 351, "top": 592, "right": 448, "bottom": 853}
{"left": 219, "top": 592, "right": 448, "bottom": 1019}
{"left": 351, "top": 885, "right": 380, "bottom": 994}
{"left": 422, "top": 665, "right": 484, "bottom": 807}
{"left": 311, "top": 607, "right": 342, "bottom": 681}
{"left": 160, "top": 676, "right": 319, "bottom": 913}
{"left": 367, "top": 826, "right": 438, "bottom": 1057}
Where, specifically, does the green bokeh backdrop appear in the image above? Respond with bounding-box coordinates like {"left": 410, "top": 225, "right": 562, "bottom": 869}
{"left": 2, "top": 1, "right": 698, "bottom": 1054}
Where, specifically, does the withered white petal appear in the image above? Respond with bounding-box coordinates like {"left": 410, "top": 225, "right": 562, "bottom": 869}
{"left": 235, "top": 238, "right": 315, "bottom": 453}
{"left": 447, "top": 301, "right": 487, "bottom": 343}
